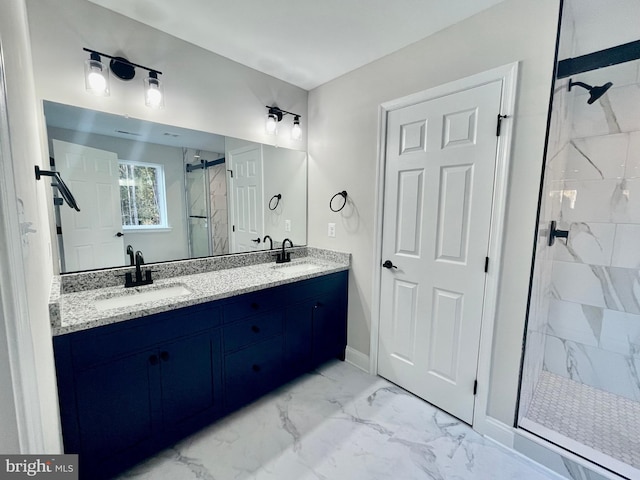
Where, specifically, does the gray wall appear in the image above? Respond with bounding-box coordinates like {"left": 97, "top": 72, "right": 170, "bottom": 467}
{"left": 307, "top": 0, "right": 560, "bottom": 426}
{"left": 25, "top": 0, "right": 307, "bottom": 151}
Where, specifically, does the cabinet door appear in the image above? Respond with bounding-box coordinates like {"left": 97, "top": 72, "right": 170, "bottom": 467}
{"left": 74, "top": 351, "right": 161, "bottom": 460}
{"left": 284, "top": 301, "right": 313, "bottom": 379}
{"left": 312, "top": 291, "right": 348, "bottom": 367}
{"left": 160, "top": 331, "right": 223, "bottom": 427}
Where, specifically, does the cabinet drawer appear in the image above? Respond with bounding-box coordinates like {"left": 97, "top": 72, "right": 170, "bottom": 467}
{"left": 223, "top": 311, "right": 283, "bottom": 352}
{"left": 223, "top": 289, "right": 286, "bottom": 323}
{"left": 224, "top": 336, "right": 284, "bottom": 408}
{"left": 284, "top": 273, "right": 344, "bottom": 301}
{"left": 71, "top": 304, "right": 221, "bottom": 369}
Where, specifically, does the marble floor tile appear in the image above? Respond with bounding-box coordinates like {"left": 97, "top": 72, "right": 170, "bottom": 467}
{"left": 116, "top": 361, "right": 559, "bottom": 480}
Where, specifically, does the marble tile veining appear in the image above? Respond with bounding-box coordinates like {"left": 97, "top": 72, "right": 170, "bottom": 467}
{"left": 116, "top": 361, "right": 561, "bottom": 480}
{"left": 543, "top": 336, "right": 640, "bottom": 402}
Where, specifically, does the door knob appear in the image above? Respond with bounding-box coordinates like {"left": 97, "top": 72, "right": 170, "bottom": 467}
{"left": 382, "top": 260, "right": 397, "bottom": 269}
{"left": 115, "top": 232, "right": 124, "bottom": 237}
{"left": 251, "top": 237, "right": 261, "bottom": 243}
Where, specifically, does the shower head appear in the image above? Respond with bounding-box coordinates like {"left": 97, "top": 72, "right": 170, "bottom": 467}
{"left": 568, "top": 79, "right": 613, "bottom": 104}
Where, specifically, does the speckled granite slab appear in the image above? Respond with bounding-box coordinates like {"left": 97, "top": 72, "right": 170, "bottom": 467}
{"left": 50, "top": 249, "right": 350, "bottom": 336}
{"left": 59, "top": 246, "right": 311, "bottom": 294}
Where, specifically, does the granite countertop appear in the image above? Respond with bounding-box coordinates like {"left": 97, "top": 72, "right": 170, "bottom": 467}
{"left": 50, "top": 254, "right": 349, "bottom": 336}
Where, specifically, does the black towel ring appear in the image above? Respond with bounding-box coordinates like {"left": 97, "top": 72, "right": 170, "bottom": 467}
{"left": 269, "top": 194, "right": 282, "bottom": 211}
{"left": 330, "top": 191, "right": 348, "bottom": 212}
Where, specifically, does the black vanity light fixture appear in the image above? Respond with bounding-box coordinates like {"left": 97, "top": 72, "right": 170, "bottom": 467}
{"left": 83, "top": 48, "right": 164, "bottom": 108}
{"left": 265, "top": 105, "right": 302, "bottom": 140}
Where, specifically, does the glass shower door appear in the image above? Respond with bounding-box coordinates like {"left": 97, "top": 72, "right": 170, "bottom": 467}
{"left": 185, "top": 162, "right": 211, "bottom": 258}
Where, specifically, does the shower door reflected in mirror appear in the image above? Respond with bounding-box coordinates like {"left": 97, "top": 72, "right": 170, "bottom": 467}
{"left": 185, "top": 151, "right": 228, "bottom": 258}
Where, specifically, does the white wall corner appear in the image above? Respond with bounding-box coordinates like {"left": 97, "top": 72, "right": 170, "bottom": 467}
{"left": 345, "top": 346, "right": 370, "bottom": 373}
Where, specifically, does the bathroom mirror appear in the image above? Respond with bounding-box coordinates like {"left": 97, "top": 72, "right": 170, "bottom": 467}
{"left": 43, "top": 101, "right": 307, "bottom": 273}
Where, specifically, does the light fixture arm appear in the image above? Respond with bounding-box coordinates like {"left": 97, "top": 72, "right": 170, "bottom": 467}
{"left": 83, "top": 48, "right": 162, "bottom": 76}
{"left": 265, "top": 105, "right": 301, "bottom": 122}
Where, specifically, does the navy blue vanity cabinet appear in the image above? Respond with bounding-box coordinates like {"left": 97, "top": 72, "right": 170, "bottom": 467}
{"left": 284, "top": 271, "right": 349, "bottom": 372}
{"left": 53, "top": 269, "right": 348, "bottom": 480}
{"left": 222, "top": 294, "right": 287, "bottom": 408}
{"left": 53, "top": 303, "right": 223, "bottom": 480}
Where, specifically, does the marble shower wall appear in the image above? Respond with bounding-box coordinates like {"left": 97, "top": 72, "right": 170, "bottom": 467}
{"left": 209, "top": 163, "right": 228, "bottom": 255}
{"left": 544, "top": 59, "right": 640, "bottom": 402}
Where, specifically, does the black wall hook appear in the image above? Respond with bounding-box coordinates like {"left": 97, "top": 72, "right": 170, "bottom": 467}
{"left": 35, "top": 166, "right": 80, "bottom": 211}
{"left": 330, "top": 191, "right": 348, "bottom": 212}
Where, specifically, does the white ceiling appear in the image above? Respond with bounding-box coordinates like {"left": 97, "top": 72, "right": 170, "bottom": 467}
{"left": 87, "top": 0, "right": 506, "bottom": 90}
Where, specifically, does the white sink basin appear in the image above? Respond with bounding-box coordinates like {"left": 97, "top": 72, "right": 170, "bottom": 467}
{"left": 272, "top": 262, "right": 322, "bottom": 275}
{"left": 94, "top": 284, "right": 193, "bottom": 311}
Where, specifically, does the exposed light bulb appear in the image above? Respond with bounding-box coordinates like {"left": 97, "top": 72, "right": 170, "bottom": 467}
{"left": 144, "top": 72, "right": 164, "bottom": 108}
{"left": 266, "top": 114, "right": 278, "bottom": 135}
{"left": 146, "top": 84, "right": 162, "bottom": 107}
{"left": 291, "top": 116, "right": 302, "bottom": 140}
{"left": 88, "top": 68, "right": 107, "bottom": 93}
{"left": 84, "top": 52, "right": 109, "bottom": 96}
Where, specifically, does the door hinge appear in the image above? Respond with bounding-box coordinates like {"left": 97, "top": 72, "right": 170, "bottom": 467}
{"left": 232, "top": 225, "right": 235, "bottom": 232}
{"left": 227, "top": 169, "right": 233, "bottom": 178}
{"left": 473, "top": 380, "right": 478, "bottom": 396}
{"left": 56, "top": 225, "right": 62, "bottom": 235}
{"left": 496, "top": 114, "right": 509, "bottom": 136}
{"left": 49, "top": 156, "right": 55, "bottom": 167}
{"left": 484, "top": 256, "right": 489, "bottom": 273}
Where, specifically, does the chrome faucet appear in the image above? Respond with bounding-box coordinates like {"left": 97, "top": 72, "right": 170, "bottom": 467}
{"left": 124, "top": 250, "right": 153, "bottom": 287}
{"left": 263, "top": 235, "right": 274, "bottom": 250}
{"left": 276, "top": 238, "right": 293, "bottom": 264}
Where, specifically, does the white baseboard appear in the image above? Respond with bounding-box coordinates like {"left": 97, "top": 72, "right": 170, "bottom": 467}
{"left": 345, "top": 347, "right": 370, "bottom": 373}
{"left": 476, "top": 415, "right": 515, "bottom": 448}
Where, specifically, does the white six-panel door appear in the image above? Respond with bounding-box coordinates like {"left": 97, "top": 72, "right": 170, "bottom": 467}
{"left": 228, "top": 145, "right": 264, "bottom": 253}
{"left": 53, "top": 140, "right": 124, "bottom": 272}
{"left": 378, "top": 80, "right": 502, "bottom": 424}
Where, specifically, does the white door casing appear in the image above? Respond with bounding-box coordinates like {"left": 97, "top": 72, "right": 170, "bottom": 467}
{"left": 376, "top": 64, "right": 518, "bottom": 429}
{"left": 53, "top": 140, "right": 124, "bottom": 271}
{"left": 228, "top": 145, "right": 264, "bottom": 253}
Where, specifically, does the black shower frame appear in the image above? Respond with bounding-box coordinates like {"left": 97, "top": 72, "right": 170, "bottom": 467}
{"left": 557, "top": 39, "right": 640, "bottom": 78}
